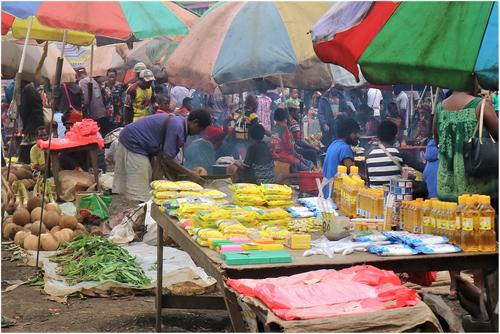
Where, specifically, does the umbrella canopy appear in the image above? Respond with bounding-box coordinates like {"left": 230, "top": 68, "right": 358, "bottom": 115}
{"left": 81, "top": 44, "right": 125, "bottom": 77}
{"left": 165, "top": 1, "right": 333, "bottom": 93}
{"left": 2, "top": 1, "right": 197, "bottom": 41}
{"left": 1, "top": 40, "right": 76, "bottom": 83}
{"left": 1, "top": 11, "right": 95, "bottom": 45}
{"left": 311, "top": 1, "right": 498, "bottom": 91}
{"left": 116, "top": 36, "right": 179, "bottom": 68}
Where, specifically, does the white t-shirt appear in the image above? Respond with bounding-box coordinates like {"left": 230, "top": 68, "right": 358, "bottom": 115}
{"left": 395, "top": 91, "right": 409, "bottom": 112}
{"left": 367, "top": 88, "right": 383, "bottom": 116}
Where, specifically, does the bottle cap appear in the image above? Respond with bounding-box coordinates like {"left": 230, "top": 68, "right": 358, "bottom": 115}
{"left": 466, "top": 196, "right": 475, "bottom": 205}
{"left": 350, "top": 166, "right": 359, "bottom": 174}
{"left": 338, "top": 165, "right": 347, "bottom": 173}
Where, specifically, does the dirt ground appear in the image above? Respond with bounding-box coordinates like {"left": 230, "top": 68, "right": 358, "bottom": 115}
{"left": 1, "top": 248, "right": 231, "bottom": 332}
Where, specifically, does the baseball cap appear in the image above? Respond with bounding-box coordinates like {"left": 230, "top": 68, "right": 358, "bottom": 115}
{"left": 139, "top": 69, "right": 155, "bottom": 82}
{"left": 134, "top": 62, "right": 147, "bottom": 73}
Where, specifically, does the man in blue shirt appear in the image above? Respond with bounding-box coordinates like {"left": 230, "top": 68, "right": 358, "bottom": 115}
{"left": 322, "top": 117, "right": 360, "bottom": 197}
{"left": 112, "top": 109, "right": 211, "bottom": 201}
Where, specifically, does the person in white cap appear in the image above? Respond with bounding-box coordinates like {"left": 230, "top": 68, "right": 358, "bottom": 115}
{"left": 124, "top": 69, "right": 155, "bottom": 124}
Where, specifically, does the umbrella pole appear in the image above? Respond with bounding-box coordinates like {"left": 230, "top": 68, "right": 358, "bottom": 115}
{"left": 416, "top": 85, "right": 427, "bottom": 109}
{"left": 431, "top": 87, "right": 441, "bottom": 115}
{"left": 86, "top": 43, "right": 95, "bottom": 118}
{"left": 2, "top": 17, "right": 33, "bottom": 224}
{"left": 35, "top": 30, "right": 68, "bottom": 269}
{"left": 279, "top": 74, "right": 285, "bottom": 106}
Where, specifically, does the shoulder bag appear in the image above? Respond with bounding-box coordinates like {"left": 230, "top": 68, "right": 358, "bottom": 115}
{"left": 62, "top": 82, "right": 83, "bottom": 124}
{"left": 463, "top": 99, "right": 498, "bottom": 177}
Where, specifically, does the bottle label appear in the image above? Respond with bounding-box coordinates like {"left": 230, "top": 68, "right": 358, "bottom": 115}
{"left": 430, "top": 218, "right": 436, "bottom": 228}
{"left": 455, "top": 217, "right": 461, "bottom": 230}
{"left": 423, "top": 217, "right": 430, "bottom": 227}
{"left": 463, "top": 219, "right": 474, "bottom": 231}
{"left": 479, "top": 217, "right": 491, "bottom": 230}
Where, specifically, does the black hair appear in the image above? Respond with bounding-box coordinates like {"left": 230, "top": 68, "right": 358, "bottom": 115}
{"left": 377, "top": 120, "right": 398, "bottom": 143}
{"left": 273, "top": 108, "right": 289, "bottom": 122}
{"left": 107, "top": 69, "right": 117, "bottom": 75}
{"left": 336, "top": 117, "right": 360, "bottom": 139}
{"left": 249, "top": 123, "right": 265, "bottom": 141}
{"left": 188, "top": 109, "right": 212, "bottom": 129}
{"left": 182, "top": 97, "right": 192, "bottom": 108}
{"left": 156, "top": 93, "right": 170, "bottom": 105}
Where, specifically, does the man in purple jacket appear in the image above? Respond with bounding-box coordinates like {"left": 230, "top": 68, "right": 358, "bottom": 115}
{"left": 112, "top": 109, "right": 211, "bottom": 201}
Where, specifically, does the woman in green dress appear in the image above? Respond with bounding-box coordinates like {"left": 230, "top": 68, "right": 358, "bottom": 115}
{"left": 432, "top": 90, "right": 498, "bottom": 202}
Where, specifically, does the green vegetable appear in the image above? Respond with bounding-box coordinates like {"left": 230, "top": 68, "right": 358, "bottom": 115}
{"left": 50, "top": 235, "right": 150, "bottom": 287}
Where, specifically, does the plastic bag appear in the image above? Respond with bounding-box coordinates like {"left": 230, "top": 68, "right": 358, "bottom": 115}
{"left": 367, "top": 244, "right": 417, "bottom": 256}
{"left": 229, "top": 183, "right": 262, "bottom": 194}
{"left": 79, "top": 194, "right": 112, "bottom": 221}
{"left": 175, "top": 181, "right": 204, "bottom": 191}
{"left": 256, "top": 208, "right": 291, "bottom": 221}
{"left": 353, "top": 231, "right": 388, "bottom": 242}
{"left": 414, "top": 244, "right": 461, "bottom": 254}
{"left": 150, "top": 180, "right": 180, "bottom": 191}
{"left": 261, "top": 183, "right": 292, "bottom": 195}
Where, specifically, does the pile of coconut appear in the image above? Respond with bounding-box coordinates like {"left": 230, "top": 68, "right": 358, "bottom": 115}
{"left": 3, "top": 196, "right": 87, "bottom": 251}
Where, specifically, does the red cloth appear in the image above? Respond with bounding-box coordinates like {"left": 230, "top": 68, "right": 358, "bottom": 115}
{"left": 227, "top": 265, "right": 420, "bottom": 320}
{"left": 271, "top": 123, "right": 300, "bottom": 164}
{"left": 177, "top": 107, "right": 190, "bottom": 117}
{"left": 314, "top": 2, "right": 399, "bottom": 80}
{"left": 37, "top": 119, "right": 104, "bottom": 150}
{"left": 202, "top": 125, "right": 225, "bottom": 149}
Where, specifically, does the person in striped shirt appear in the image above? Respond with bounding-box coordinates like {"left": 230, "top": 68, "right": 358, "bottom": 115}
{"left": 365, "top": 121, "right": 402, "bottom": 187}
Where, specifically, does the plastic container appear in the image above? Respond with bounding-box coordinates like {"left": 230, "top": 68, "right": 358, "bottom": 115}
{"left": 478, "top": 195, "right": 497, "bottom": 252}
{"left": 333, "top": 166, "right": 348, "bottom": 206}
{"left": 298, "top": 171, "right": 323, "bottom": 195}
{"left": 461, "top": 196, "right": 479, "bottom": 252}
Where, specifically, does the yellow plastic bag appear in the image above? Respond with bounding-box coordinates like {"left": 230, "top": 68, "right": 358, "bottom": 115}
{"left": 229, "top": 183, "right": 262, "bottom": 194}
{"left": 152, "top": 190, "right": 178, "bottom": 199}
{"left": 200, "top": 189, "right": 227, "bottom": 199}
{"left": 195, "top": 228, "right": 224, "bottom": 240}
{"left": 151, "top": 180, "right": 181, "bottom": 191}
{"left": 266, "top": 200, "right": 294, "bottom": 208}
{"left": 196, "top": 209, "right": 231, "bottom": 222}
{"left": 175, "top": 181, "right": 204, "bottom": 191}
{"left": 263, "top": 194, "right": 292, "bottom": 201}
{"left": 260, "top": 184, "right": 293, "bottom": 195}
{"left": 256, "top": 208, "right": 291, "bottom": 221}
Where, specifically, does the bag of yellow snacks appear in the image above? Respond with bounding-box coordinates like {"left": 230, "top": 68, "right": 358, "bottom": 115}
{"left": 151, "top": 180, "right": 180, "bottom": 191}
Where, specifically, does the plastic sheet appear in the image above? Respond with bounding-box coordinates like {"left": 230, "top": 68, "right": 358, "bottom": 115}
{"left": 227, "top": 265, "right": 419, "bottom": 320}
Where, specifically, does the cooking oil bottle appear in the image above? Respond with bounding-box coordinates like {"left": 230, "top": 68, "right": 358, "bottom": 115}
{"left": 414, "top": 200, "right": 423, "bottom": 234}
{"left": 333, "top": 166, "right": 347, "bottom": 205}
{"left": 447, "top": 203, "right": 457, "bottom": 242}
{"left": 461, "top": 196, "right": 480, "bottom": 251}
{"left": 422, "top": 200, "right": 432, "bottom": 234}
{"left": 478, "top": 195, "right": 497, "bottom": 252}
{"left": 454, "top": 195, "right": 468, "bottom": 246}
{"left": 350, "top": 166, "right": 359, "bottom": 178}
{"left": 430, "top": 200, "right": 439, "bottom": 235}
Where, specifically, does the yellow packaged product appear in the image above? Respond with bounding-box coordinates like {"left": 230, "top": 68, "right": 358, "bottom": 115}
{"left": 194, "top": 228, "right": 224, "bottom": 240}
{"left": 152, "top": 190, "right": 178, "bottom": 199}
{"left": 229, "top": 183, "right": 262, "bottom": 194}
{"left": 178, "top": 191, "right": 203, "bottom": 198}
{"left": 266, "top": 200, "right": 294, "bottom": 208}
{"left": 260, "top": 184, "right": 293, "bottom": 196}
{"left": 153, "top": 198, "right": 167, "bottom": 206}
{"left": 200, "top": 189, "right": 227, "bottom": 199}
{"left": 216, "top": 219, "right": 240, "bottom": 229}
{"left": 175, "top": 181, "right": 204, "bottom": 191}
{"left": 220, "top": 223, "right": 248, "bottom": 234}
{"left": 195, "top": 238, "right": 209, "bottom": 247}
{"left": 151, "top": 180, "right": 181, "bottom": 191}
{"left": 177, "top": 203, "right": 217, "bottom": 216}
{"left": 256, "top": 208, "right": 291, "bottom": 221}
{"left": 259, "top": 219, "right": 290, "bottom": 227}
{"left": 229, "top": 208, "right": 258, "bottom": 224}
{"left": 196, "top": 209, "right": 231, "bottom": 222}
{"left": 264, "top": 194, "right": 292, "bottom": 201}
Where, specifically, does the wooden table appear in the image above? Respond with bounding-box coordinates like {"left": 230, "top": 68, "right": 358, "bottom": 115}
{"left": 152, "top": 204, "right": 498, "bottom": 332}
{"left": 44, "top": 143, "right": 100, "bottom": 200}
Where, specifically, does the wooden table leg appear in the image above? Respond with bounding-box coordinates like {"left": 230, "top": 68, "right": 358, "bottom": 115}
{"left": 156, "top": 224, "right": 164, "bottom": 332}
{"left": 88, "top": 146, "right": 100, "bottom": 191}
{"left": 223, "top": 285, "right": 249, "bottom": 332}
{"left": 50, "top": 152, "right": 62, "bottom": 201}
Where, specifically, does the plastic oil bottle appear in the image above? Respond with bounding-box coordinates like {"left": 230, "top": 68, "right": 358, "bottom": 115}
{"left": 478, "top": 195, "right": 497, "bottom": 252}
{"left": 446, "top": 203, "right": 457, "bottom": 242}
{"left": 376, "top": 189, "right": 385, "bottom": 220}
{"left": 400, "top": 201, "right": 407, "bottom": 231}
{"left": 407, "top": 201, "right": 415, "bottom": 233}
{"left": 429, "top": 200, "right": 438, "bottom": 235}
{"left": 422, "top": 200, "right": 432, "bottom": 234}
{"left": 461, "top": 196, "right": 480, "bottom": 251}
{"left": 333, "top": 166, "right": 347, "bottom": 206}
{"left": 414, "top": 200, "right": 423, "bottom": 234}
{"left": 453, "top": 195, "right": 468, "bottom": 247}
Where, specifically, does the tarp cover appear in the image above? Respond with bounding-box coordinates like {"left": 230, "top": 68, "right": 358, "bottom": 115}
{"left": 227, "top": 265, "right": 419, "bottom": 320}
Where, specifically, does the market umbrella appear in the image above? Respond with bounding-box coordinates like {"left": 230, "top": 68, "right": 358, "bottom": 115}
{"left": 1, "top": 40, "right": 76, "bottom": 83}
{"left": 53, "top": 42, "right": 91, "bottom": 69}
{"left": 81, "top": 44, "right": 125, "bottom": 77}
{"left": 116, "top": 36, "right": 180, "bottom": 68}
{"left": 310, "top": 1, "right": 498, "bottom": 91}
{"left": 165, "top": 1, "right": 333, "bottom": 93}
{"left": 1, "top": 11, "right": 95, "bottom": 45}
{"left": 2, "top": 1, "right": 196, "bottom": 41}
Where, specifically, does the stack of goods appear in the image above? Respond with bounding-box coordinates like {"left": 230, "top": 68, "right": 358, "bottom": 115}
{"left": 356, "top": 188, "right": 385, "bottom": 220}
{"left": 194, "top": 209, "right": 231, "bottom": 228}
{"left": 227, "top": 265, "right": 420, "bottom": 320}
{"left": 151, "top": 180, "right": 227, "bottom": 206}
{"left": 288, "top": 218, "right": 323, "bottom": 233}
{"left": 255, "top": 208, "right": 291, "bottom": 227}
{"left": 261, "top": 184, "right": 293, "bottom": 208}
{"left": 191, "top": 227, "right": 225, "bottom": 247}
{"left": 367, "top": 231, "right": 461, "bottom": 256}
{"left": 230, "top": 183, "right": 266, "bottom": 206}
{"left": 385, "top": 179, "right": 413, "bottom": 229}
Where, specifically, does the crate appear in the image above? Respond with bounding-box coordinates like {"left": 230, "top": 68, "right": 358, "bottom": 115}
{"left": 298, "top": 171, "right": 323, "bottom": 194}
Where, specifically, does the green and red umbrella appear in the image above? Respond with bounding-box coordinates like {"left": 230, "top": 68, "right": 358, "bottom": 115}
{"left": 2, "top": 1, "right": 197, "bottom": 41}
{"left": 311, "top": 1, "right": 498, "bottom": 91}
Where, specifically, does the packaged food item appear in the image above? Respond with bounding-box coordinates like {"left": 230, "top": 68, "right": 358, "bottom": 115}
{"left": 286, "top": 233, "right": 311, "bottom": 249}
{"left": 229, "top": 183, "right": 262, "bottom": 194}
{"left": 175, "top": 181, "right": 204, "bottom": 191}
{"left": 288, "top": 218, "right": 323, "bottom": 232}
{"left": 352, "top": 231, "right": 388, "bottom": 242}
{"left": 258, "top": 219, "right": 290, "bottom": 227}
{"left": 194, "top": 228, "right": 224, "bottom": 240}
{"left": 402, "top": 234, "right": 449, "bottom": 247}
{"left": 164, "top": 197, "right": 215, "bottom": 209}
{"left": 264, "top": 194, "right": 292, "bottom": 201}
{"left": 256, "top": 208, "right": 291, "bottom": 221}
{"left": 152, "top": 190, "right": 178, "bottom": 199}
{"left": 414, "top": 244, "right": 461, "bottom": 254}
{"left": 260, "top": 184, "right": 293, "bottom": 196}
{"left": 151, "top": 180, "right": 181, "bottom": 191}
{"left": 367, "top": 244, "right": 417, "bottom": 256}
{"left": 288, "top": 207, "right": 315, "bottom": 218}
{"left": 177, "top": 203, "right": 217, "bottom": 217}
{"left": 178, "top": 191, "right": 203, "bottom": 197}
{"left": 200, "top": 189, "right": 227, "bottom": 199}
{"left": 266, "top": 200, "right": 294, "bottom": 208}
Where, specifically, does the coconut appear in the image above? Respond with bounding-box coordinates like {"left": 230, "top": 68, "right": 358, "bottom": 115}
{"left": 30, "top": 221, "right": 47, "bottom": 236}
{"left": 30, "top": 207, "right": 48, "bottom": 223}
{"left": 45, "top": 203, "right": 62, "bottom": 215}
{"left": 12, "top": 207, "right": 31, "bottom": 226}
{"left": 27, "top": 196, "right": 42, "bottom": 212}
{"left": 54, "top": 229, "right": 73, "bottom": 244}
{"left": 4, "top": 217, "right": 13, "bottom": 225}
{"left": 14, "top": 230, "right": 28, "bottom": 247}
{"left": 60, "top": 215, "right": 78, "bottom": 230}
{"left": 23, "top": 234, "right": 41, "bottom": 251}
{"left": 3, "top": 222, "right": 21, "bottom": 240}
{"left": 43, "top": 211, "right": 61, "bottom": 229}
{"left": 50, "top": 226, "right": 62, "bottom": 235}
{"left": 23, "top": 223, "right": 32, "bottom": 231}
{"left": 15, "top": 168, "right": 33, "bottom": 180}
{"left": 41, "top": 233, "right": 59, "bottom": 251}
{"left": 7, "top": 173, "right": 18, "bottom": 184}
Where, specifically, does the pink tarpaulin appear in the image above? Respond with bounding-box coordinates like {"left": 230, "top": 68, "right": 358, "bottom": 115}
{"left": 227, "top": 265, "right": 419, "bottom": 320}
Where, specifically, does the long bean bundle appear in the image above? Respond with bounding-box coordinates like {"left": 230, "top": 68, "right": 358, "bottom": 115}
{"left": 50, "top": 235, "right": 151, "bottom": 287}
